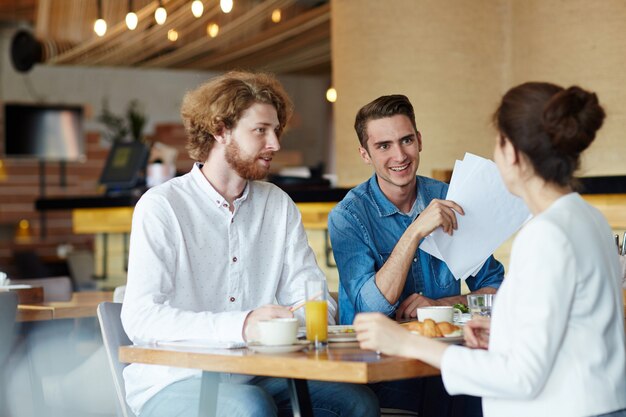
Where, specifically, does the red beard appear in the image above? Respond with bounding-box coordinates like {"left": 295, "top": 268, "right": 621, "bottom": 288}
{"left": 224, "top": 140, "right": 271, "bottom": 180}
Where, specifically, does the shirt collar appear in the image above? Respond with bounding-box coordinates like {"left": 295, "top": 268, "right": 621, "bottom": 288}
{"left": 191, "top": 163, "right": 250, "bottom": 209}
{"left": 368, "top": 174, "right": 427, "bottom": 218}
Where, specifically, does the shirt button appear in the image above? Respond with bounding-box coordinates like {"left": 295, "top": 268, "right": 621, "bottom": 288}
{"left": 229, "top": 297, "right": 235, "bottom": 302}
{"left": 232, "top": 257, "right": 238, "bottom": 262}
{"left": 222, "top": 203, "right": 228, "bottom": 208}
{"left": 413, "top": 257, "right": 417, "bottom": 263}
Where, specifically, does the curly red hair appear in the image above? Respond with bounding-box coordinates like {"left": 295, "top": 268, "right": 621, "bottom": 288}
{"left": 181, "top": 71, "right": 293, "bottom": 162}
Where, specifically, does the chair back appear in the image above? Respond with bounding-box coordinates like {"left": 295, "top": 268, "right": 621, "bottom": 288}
{"left": 10, "top": 276, "right": 73, "bottom": 301}
{"left": 67, "top": 251, "right": 97, "bottom": 290}
{"left": 97, "top": 302, "right": 136, "bottom": 417}
{"left": 0, "top": 291, "right": 18, "bottom": 416}
{"left": 0, "top": 292, "right": 18, "bottom": 364}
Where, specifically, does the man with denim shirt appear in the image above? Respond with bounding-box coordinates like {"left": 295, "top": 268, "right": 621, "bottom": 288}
{"left": 328, "top": 94, "right": 503, "bottom": 416}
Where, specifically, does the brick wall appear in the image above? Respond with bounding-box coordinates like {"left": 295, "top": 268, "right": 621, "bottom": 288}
{"left": 0, "top": 132, "right": 107, "bottom": 276}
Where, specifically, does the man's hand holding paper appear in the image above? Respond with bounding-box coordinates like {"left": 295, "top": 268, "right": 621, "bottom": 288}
{"left": 420, "top": 153, "right": 531, "bottom": 280}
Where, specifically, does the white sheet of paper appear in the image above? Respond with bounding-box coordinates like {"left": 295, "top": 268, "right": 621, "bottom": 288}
{"left": 419, "top": 153, "right": 530, "bottom": 280}
{"left": 156, "top": 339, "right": 246, "bottom": 349}
{"left": 0, "top": 284, "right": 32, "bottom": 290}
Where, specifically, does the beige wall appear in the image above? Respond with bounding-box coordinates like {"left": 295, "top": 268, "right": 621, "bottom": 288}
{"left": 332, "top": 0, "right": 626, "bottom": 187}
{"left": 509, "top": 0, "right": 626, "bottom": 176}
{"left": 332, "top": 0, "right": 508, "bottom": 187}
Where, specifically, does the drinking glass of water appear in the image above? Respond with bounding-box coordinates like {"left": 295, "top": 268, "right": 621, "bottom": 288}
{"left": 467, "top": 294, "right": 494, "bottom": 319}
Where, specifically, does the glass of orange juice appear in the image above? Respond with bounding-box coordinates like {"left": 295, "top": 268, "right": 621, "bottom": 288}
{"left": 305, "top": 279, "right": 328, "bottom": 348}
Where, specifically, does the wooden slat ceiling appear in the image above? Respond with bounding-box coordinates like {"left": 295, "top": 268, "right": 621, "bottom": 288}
{"left": 10, "top": 0, "right": 330, "bottom": 74}
{"left": 0, "top": 0, "right": 35, "bottom": 23}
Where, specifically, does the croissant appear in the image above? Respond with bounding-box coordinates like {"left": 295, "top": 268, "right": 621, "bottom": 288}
{"left": 401, "top": 319, "right": 461, "bottom": 338}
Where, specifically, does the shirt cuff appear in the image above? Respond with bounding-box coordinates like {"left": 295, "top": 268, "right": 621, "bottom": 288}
{"left": 358, "top": 277, "right": 399, "bottom": 316}
{"left": 212, "top": 310, "right": 250, "bottom": 343}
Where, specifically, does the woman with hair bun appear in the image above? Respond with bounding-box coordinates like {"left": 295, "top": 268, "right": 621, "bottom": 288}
{"left": 355, "top": 82, "right": 626, "bottom": 417}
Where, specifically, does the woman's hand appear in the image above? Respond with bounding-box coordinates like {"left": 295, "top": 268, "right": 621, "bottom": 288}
{"left": 354, "top": 313, "right": 414, "bottom": 356}
{"left": 463, "top": 316, "right": 491, "bottom": 349}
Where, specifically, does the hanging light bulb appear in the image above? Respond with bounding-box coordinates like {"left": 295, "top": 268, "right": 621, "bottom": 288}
{"left": 125, "top": 14, "right": 138, "bottom": 30}
{"left": 271, "top": 9, "right": 281, "bottom": 23}
{"left": 154, "top": 0, "right": 167, "bottom": 25}
{"left": 326, "top": 87, "right": 337, "bottom": 103}
{"left": 93, "top": 0, "right": 107, "bottom": 37}
{"left": 94, "top": 18, "right": 107, "bottom": 36}
{"left": 207, "top": 22, "right": 219, "bottom": 38}
{"left": 191, "top": 0, "right": 204, "bottom": 18}
{"left": 220, "top": 0, "right": 233, "bottom": 14}
{"left": 167, "top": 29, "right": 179, "bottom": 42}
{"left": 125, "top": 0, "right": 138, "bottom": 30}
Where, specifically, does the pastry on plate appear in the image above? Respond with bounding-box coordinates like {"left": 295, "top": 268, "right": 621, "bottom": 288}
{"left": 401, "top": 319, "right": 462, "bottom": 338}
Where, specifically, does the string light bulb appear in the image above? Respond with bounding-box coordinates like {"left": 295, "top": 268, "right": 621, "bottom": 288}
{"left": 207, "top": 23, "right": 219, "bottom": 38}
{"left": 191, "top": 0, "right": 204, "bottom": 18}
{"left": 220, "top": 0, "right": 233, "bottom": 13}
{"left": 154, "top": 0, "right": 167, "bottom": 25}
{"left": 167, "top": 29, "right": 179, "bottom": 42}
{"left": 125, "top": 0, "right": 138, "bottom": 30}
{"left": 93, "top": 0, "right": 107, "bottom": 37}
{"left": 271, "top": 9, "right": 281, "bottom": 23}
{"left": 94, "top": 18, "right": 107, "bottom": 36}
{"left": 125, "top": 13, "right": 138, "bottom": 30}
{"left": 326, "top": 87, "right": 337, "bottom": 103}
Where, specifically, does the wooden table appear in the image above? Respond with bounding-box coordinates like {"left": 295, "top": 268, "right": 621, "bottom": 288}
{"left": 17, "top": 291, "right": 113, "bottom": 322}
{"left": 119, "top": 343, "right": 439, "bottom": 417}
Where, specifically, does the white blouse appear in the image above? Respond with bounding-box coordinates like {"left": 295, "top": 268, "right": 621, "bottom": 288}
{"left": 121, "top": 164, "right": 335, "bottom": 414}
{"left": 442, "top": 193, "right": 626, "bottom": 417}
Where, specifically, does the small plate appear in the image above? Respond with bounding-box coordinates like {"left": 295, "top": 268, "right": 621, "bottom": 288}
{"left": 328, "top": 325, "right": 357, "bottom": 342}
{"left": 328, "top": 334, "right": 358, "bottom": 343}
{"left": 435, "top": 335, "right": 464, "bottom": 344}
{"left": 247, "top": 340, "right": 310, "bottom": 354}
{"left": 328, "top": 325, "right": 355, "bottom": 333}
{"left": 409, "top": 332, "right": 464, "bottom": 345}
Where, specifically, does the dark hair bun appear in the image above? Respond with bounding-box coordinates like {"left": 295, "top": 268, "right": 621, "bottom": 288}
{"left": 542, "top": 86, "right": 605, "bottom": 157}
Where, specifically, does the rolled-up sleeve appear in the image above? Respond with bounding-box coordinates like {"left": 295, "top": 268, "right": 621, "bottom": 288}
{"left": 329, "top": 207, "right": 398, "bottom": 322}
{"left": 465, "top": 255, "right": 505, "bottom": 291}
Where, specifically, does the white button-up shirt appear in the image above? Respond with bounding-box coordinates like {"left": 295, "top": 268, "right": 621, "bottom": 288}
{"left": 441, "top": 193, "right": 626, "bottom": 417}
{"left": 121, "top": 164, "right": 335, "bottom": 414}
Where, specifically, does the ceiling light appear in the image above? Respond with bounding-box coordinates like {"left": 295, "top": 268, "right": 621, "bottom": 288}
{"left": 126, "top": 0, "right": 138, "bottom": 30}
{"left": 326, "top": 87, "right": 337, "bottom": 103}
{"left": 167, "top": 29, "right": 179, "bottom": 42}
{"left": 154, "top": 0, "right": 167, "bottom": 25}
{"left": 126, "top": 12, "right": 138, "bottom": 30}
{"left": 220, "top": 0, "right": 233, "bottom": 14}
{"left": 271, "top": 9, "right": 281, "bottom": 23}
{"left": 94, "top": 19, "right": 107, "bottom": 37}
{"left": 207, "top": 23, "right": 219, "bottom": 38}
{"left": 191, "top": 0, "right": 204, "bottom": 18}
{"left": 94, "top": 0, "right": 107, "bottom": 37}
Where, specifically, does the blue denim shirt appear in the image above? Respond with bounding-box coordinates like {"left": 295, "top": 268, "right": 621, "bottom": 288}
{"left": 328, "top": 174, "right": 504, "bottom": 324}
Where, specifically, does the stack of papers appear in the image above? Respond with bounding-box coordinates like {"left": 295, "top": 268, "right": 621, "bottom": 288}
{"left": 157, "top": 339, "right": 246, "bottom": 349}
{"left": 420, "top": 153, "right": 531, "bottom": 280}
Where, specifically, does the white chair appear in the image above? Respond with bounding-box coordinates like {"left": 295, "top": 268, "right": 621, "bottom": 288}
{"left": 0, "top": 292, "right": 18, "bottom": 416}
{"left": 97, "top": 302, "right": 136, "bottom": 417}
{"left": 67, "top": 250, "right": 97, "bottom": 290}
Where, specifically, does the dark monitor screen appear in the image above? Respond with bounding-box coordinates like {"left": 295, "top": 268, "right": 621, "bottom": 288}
{"left": 99, "top": 141, "right": 149, "bottom": 191}
{"left": 3, "top": 103, "right": 85, "bottom": 161}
